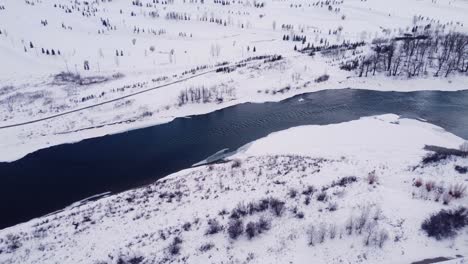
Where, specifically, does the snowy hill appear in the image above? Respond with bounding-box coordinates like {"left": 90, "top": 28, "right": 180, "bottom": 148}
{"left": 0, "top": 115, "right": 467, "bottom": 263}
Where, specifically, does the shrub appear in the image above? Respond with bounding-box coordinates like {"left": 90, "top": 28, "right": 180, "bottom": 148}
{"left": 205, "top": 219, "right": 223, "bottom": 235}
{"left": 247, "top": 199, "right": 269, "bottom": 215}
{"left": 317, "top": 223, "right": 327, "bottom": 243}
{"left": 4, "top": 234, "right": 22, "bottom": 253}
{"left": 377, "top": 229, "right": 389, "bottom": 248}
{"left": 414, "top": 178, "right": 423, "bottom": 188}
{"left": 314, "top": 74, "right": 330, "bottom": 83}
{"left": 167, "top": 236, "right": 182, "bottom": 255}
{"left": 227, "top": 219, "right": 244, "bottom": 239}
{"left": 307, "top": 226, "right": 316, "bottom": 246}
{"left": 288, "top": 189, "right": 298, "bottom": 198}
{"left": 316, "top": 192, "right": 327, "bottom": 202}
{"left": 355, "top": 208, "right": 370, "bottom": 234}
{"left": 269, "top": 198, "right": 285, "bottom": 216}
{"left": 327, "top": 202, "right": 338, "bottom": 212}
{"left": 449, "top": 183, "right": 467, "bottom": 199}
{"left": 442, "top": 192, "right": 452, "bottom": 205}
{"left": 199, "top": 243, "right": 214, "bottom": 252}
{"left": 230, "top": 203, "right": 248, "bottom": 219}
{"left": 256, "top": 217, "right": 271, "bottom": 233}
{"left": 334, "top": 176, "right": 357, "bottom": 187}
{"left": 329, "top": 224, "right": 337, "bottom": 239}
{"left": 455, "top": 165, "right": 468, "bottom": 174}
{"left": 231, "top": 159, "right": 242, "bottom": 168}
{"left": 422, "top": 153, "right": 449, "bottom": 164}
{"left": 182, "top": 222, "right": 191, "bottom": 231}
{"left": 302, "top": 185, "right": 315, "bottom": 196}
{"left": 367, "top": 171, "right": 378, "bottom": 185}
{"left": 339, "top": 59, "right": 359, "bottom": 71}
{"left": 425, "top": 181, "right": 435, "bottom": 192}
{"left": 116, "top": 254, "right": 145, "bottom": 264}
{"left": 421, "top": 207, "right": 468, "bottom": 240}
{"left": 245, "top": 222, "right": 257, "bottom": 239}
{"left": 295, "top": 211, "right": 305, "bottom": 219}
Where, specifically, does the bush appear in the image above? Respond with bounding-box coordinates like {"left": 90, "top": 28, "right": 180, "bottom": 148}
{"left": 340, "top": 60, "right": 359, "bottom": 71}
{"left": 227, "top": 219, "right": 244, "bottom": 239}
{"left": 421, "top": 207, "right": 468, "bottom": 240}
{"left": 333, "top": 176, "right": 357, "bottom": 187}
{"left": 442, "top": 192, "right": 452, "bottom": 205}
{"left": 230, "top": 203, "right": 248, "bottom": 219}
{"left": 4, "top": 234, "right": 22, "bottom": 253}
{"left": 256, "top": 217, "right": 271, "bottom": 233}
{"left": 116, "top": 255, "right": 145, "bottom": 264}
{"left": 269, "top": 198, "right": 285, "bottom": 216}
{"left": 245, "top": 222, "right": 257, "bottom": 239}
{"left": 425, "top": 181, "right": 435, "bottom": 192}
{"left": 414, "top": 178, "right": 423, "bottom": 188}
{"left": 316, "top": 192, "right": 327, "bottom": 202}
{"left": 448, "top": 183, "right": 467, "bottom": 199}
{"left": 199, "top": 243, "right": 214, "bottom": 252}
{"left": 288, "top": 188, "right": 298, "bottom": 198}
{"left": 302, "top": 185, "right": 315, "bottom": 196}
{"left": 314, "top": 74, "right": 330, "bottom": 83}
{"left": 455, "top": 165, "right": 468, "bottom": 174}
{"left": 205, "top": 219, "right": 223, "bottom": 235}
{"left": 167, "top": 236, "right": 182, "bottom": 255}
{"left": 367, "top": 171, "right": 378, "bottom": 185}
{"left": 247, "top": 199, "right": 269, "bottom": 215}
{"left": 231, "top": 159, "right": 242, "bottom": 168}
{"left": 182, "top": 222, "right": 191, "bottom": 231}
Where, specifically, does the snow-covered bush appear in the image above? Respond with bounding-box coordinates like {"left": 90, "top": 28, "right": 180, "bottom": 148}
{"left": 414, "top": 178, "right": 423, "bottom": 188}
{"left": 199, "top": 243, "right": 214, "bottom": 252}
{"left": 227, "top": 219, "right": 244, "bottom": 239}
{"left": 205, "top": 219, "right": 223, "bottom": 235}
{"left": 367, "top": 171, "right": 378, "bottom": 185}
{"left": 454, "top": 165, "right": 468, "bottom": 174}
{"left": 316, "top": 192, "right": 327, "bottom": 202}
{"left": 245, "top": 222, "right": 257, "bottom": 239}
{"left": 448, "top": 183, "right": 467, "bottom": 199}
{"left": 314, "top": 74, "right": 330, "bottom": 83}
{"left": 269, "top": 198, "right": 285, "bottom": 216}
{"left": 421, "top": 207, "right": 468, "bottom": 240}
{"left": 167, "top": 236, "right": 182, "bottom": 255}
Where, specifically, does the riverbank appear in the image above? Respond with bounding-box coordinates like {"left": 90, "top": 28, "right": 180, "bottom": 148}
{"left": 1, "top": 53, "right": 467, "bottom": 162}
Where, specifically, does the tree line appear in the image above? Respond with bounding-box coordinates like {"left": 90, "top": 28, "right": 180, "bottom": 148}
{"left": 354, "top": 32, "right": 468, "bottom": 78}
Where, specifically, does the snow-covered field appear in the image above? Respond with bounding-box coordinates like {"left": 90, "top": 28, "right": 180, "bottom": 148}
{"left": 1, "top": 0, "right": 468, "bottom": 161}
{"left": 0, "top": 114, "right": 467, "bottom": 264}
{"left": 1, "top": 1, "right": 468, "bottom": 262}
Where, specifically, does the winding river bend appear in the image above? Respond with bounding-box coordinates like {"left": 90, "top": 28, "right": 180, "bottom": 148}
{"left": 1, "top": 89, "right": 468, "bottom": 229}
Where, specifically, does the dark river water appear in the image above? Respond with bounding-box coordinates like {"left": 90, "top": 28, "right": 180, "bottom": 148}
{"left": 1, "top": 89, "right": 467, "bottom": 230}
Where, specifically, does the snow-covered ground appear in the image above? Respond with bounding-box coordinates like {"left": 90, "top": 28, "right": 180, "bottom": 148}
{"left": 0, "top": 114, "right": 467, "bottom": 264}
{"left": 1, "top": 0, "right": 468, "bottom": 161}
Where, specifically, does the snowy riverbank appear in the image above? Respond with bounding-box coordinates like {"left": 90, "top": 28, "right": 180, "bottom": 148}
{"left": 1, "top": 114, "right": 467, "bottom": 263}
